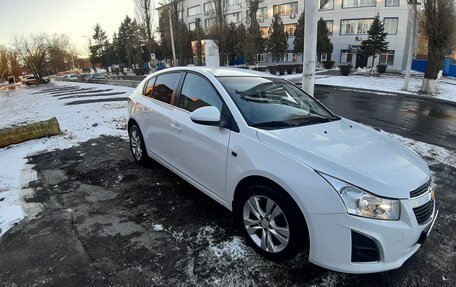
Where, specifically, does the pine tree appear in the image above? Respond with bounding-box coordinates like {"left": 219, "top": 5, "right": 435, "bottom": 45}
{"left": 293, "top": 12, "right": 305, "bottom": 54}
{"left": 267, "top": 14, "right": 288, "bottom": 63}
{"left": 90, "top": 23, "right": 110, "bottom": 72}
{"left": 245, "top": 0, "right": 265, "bottom": 65}
{"left": 360, "top": 13, "right": 389, "bottom": 68}
{"left": 317, "top": 18, "right": 333, "bottom": 61}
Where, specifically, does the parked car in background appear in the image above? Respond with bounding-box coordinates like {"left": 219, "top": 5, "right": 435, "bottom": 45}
{"left": 23, "top": 76, "right": 38, "bottom": 85}
{"left": 64, "top": 74, "right": 78, "bottom": 81}
{"left": 89, "top": 73, "right": 106, "bottom": 81}
{"left": 77, "top": 73, "right": 91, "bottom": 82}
{"left": 127, "top": 67, "right": 438, "bottom": 274}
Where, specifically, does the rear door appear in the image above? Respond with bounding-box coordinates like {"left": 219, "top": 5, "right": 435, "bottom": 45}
{"left": 170, "top": 72, "right": 230, "bottom": 200}
{"left": 142, "top": 72, "right": 182, "bottom": 161}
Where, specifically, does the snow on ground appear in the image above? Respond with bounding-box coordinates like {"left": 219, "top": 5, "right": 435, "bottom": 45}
{"left": 282, "top": 72, "right": 456, "bottom": 103}
{"left": 0, "top": 81, "right": 133, "bottom": 236}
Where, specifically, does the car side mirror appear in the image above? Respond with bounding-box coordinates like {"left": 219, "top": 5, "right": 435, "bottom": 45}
{"left": 190, "top": 106, "right": 221, "bottom": 126}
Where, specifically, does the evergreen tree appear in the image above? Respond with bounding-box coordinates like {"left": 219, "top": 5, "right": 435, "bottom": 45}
{"left": 293, "top": 12, "right": 305, "bottom": 54}
{"left": 226, "top": 22, "right": 238, "bottom": 64}
{"left": 317, "top": 18, "right": 333, "bottom": 61}
{"left": 90, "top": 23, "right": 110, "bottom": 72}
{"left": 267, "top": 14, "right": 288, "bottom": 63}
{"left": 360, "top": 13, "right": 389, "bottom": 68}
{"left": 245, "top": 0, "right": 265, "bottom": 65}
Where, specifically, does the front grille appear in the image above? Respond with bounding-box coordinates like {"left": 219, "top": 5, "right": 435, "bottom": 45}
{"left": 410, "top": 180, "right": 431, "bottom": 198}
{"left": 351, "top": 231, "right": 380, "bottom": 262}
{"left": 413, "top": 200, "right": 434, "bottom": 225}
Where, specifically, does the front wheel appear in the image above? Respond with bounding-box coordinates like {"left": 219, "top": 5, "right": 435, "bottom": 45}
{"left": 236, "top": 185, "right": 307, "bottom": 260}
{"left": 129, "top": 124, "right": 149, "bottom": 164}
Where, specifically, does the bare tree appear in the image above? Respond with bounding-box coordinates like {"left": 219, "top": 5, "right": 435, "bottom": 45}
{"left": 12, "top": 33, "right": 50, "bottom": 82}
{"left": 420, "top": 0, "right": 456, "bottom": 94}
{"left": 135, "top": 0, "right": 156, "bottom": 61}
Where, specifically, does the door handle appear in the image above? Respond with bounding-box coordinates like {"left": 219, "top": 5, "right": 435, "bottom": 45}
{"left": 171, "top": 122, "right": 182, "bottom": 133}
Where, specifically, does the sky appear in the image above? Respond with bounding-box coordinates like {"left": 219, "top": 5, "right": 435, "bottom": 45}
{"left": 0, "top": 0, "right": 154, "bottom": 57}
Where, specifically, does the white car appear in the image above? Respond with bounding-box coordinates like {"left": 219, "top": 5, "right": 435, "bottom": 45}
{"left": 127, "top": 67, "right": 437, "bottom": 274}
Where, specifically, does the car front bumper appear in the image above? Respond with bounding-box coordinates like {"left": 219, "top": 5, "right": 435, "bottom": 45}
{"left": 306, "top": 196, "right": 437, "bottom": 274}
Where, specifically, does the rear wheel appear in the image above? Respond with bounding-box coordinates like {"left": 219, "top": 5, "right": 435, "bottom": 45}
{"left": 236, "top": 185, "right": 307, "bottom": 260}
{"left": 129, "top": 124, "right": 149, "bottom": 164}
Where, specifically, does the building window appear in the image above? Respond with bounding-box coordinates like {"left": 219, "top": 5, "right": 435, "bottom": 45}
{"left": 284, "top": 24, "right": 297, "bottom": 36}
{"left": 319, "top": 0, "right": 334, "bottom": 10}
{"left": 384, "top": 18, "right": 398, "bottom": 35}
{"left": 188, "top": 22, "right": 195, "bottom": 31}
{"left": 273, "top": 53, "right": 296, "bottom": 62}
{"left": 325, "top": 20, "right": 333, "bottom": 36}
{"left": 385, "top": 0, "right": 399, "bottom": 6}
{"left": 257, "top": 7, "right": 268, "bottom": 19}
{"left": 225, "top": 0, "right": 241, "bottom": 6}
{"left": 340, "top": 19, "right": 374, "bottom": 35}
{"left": 260, "top": 27, "right": 269, "bottom": 38}
{"left": 225, "top": 12, "right": 241, "bottom": 23}
{"left": 340, "top": 50, "right": 353, "bottom": 63}
{"left": 205, "top": 18, "right": 217, "bottom": 30}
{"left": 204, "top": 2, "right": 215, "bottom": 13}
{"left": 380, "top": 50, "right": 395, "bottom": 65}
{"left": 342, "top": 0, "right": 376, "bottom": 8}
{"left": 273, "top": 2, "right": 298, "bottom": 16}
{"left": 256, "top": 53, "right": 267, "bottom": 62}
{"left": 187, "top": 5, "right": 201, "bottom": 17}
{"left": 321, "top": 53, "right": 328, "bottom": 61}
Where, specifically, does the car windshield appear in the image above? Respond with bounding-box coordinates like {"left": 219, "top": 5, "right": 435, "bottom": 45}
{"left": 217, "top": 76, "right": 340, "bottom": 129}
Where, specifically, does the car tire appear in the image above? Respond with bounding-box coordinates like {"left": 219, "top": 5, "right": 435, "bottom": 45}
{"left": 235, "top": 184, "right": 307, "bottom": 260}
{"left": 129, "top": 124, "right": 149, "bottom": 164}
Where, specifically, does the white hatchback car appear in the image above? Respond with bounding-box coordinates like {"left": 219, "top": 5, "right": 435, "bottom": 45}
{"left": 127, "top": 67, "right": 437, "bottom": 273}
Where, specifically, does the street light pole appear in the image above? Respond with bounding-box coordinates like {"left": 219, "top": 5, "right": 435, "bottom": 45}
{"left": 402, "top": 0, "right": 419, "bottom": 91}
{"left": 302, "top": 0, "right": 318, "bottom": 96}
{"left": 168, "top": 8, "right": 177, "bottom": 67}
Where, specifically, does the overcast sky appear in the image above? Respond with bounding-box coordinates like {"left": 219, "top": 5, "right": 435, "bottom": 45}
{"left": 0, "top": 0, "right": 157, "bottom": 57}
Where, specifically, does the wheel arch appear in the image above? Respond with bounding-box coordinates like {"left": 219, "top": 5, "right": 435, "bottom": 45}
{"left": 232, "top": 175, "right": 309, "bottom": 232}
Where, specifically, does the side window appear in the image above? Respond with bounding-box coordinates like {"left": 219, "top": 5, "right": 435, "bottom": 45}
{"left": 143, "top": 77, "right": 156, "bottom": 97}
{"left": 151, "top": 73, "right": 180, "bottom": 104}
{"left": 178, "top": 73, "right": 223, "bottom": 112}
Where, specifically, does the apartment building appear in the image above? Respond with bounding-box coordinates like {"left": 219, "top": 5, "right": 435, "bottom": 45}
{"left": 158, "top": 0, "right": 414, "bottom": 71}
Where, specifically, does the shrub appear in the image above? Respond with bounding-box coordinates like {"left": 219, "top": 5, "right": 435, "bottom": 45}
{"left": 322, "top": 61, "right": 335, "bottom": 69}
{"left": 268, "top": 65, "right": 278, "bottom": 75}
{"left": 338, "top": 64, "right": 352, "bottom": 76}
{"left": 376, "top": 64, "right": 387, "bottom": 73}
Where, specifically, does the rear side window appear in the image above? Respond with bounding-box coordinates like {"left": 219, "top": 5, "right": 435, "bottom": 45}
{"left": 151, "top": 73, "right": 180, "bottom": 104}
{"left": 143, "top": 77, "right": 156, "bottom": 97}
{"left": 178, "top": 73, "right": 223, "bottom": 112}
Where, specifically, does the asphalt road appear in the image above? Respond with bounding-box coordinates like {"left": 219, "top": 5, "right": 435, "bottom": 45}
{"left": 314, "top": 85, "right": 456, "bottom": 151}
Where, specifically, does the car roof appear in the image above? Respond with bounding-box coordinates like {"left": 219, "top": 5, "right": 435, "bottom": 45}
{"left": 160, "top": 66, "right": 279, "bottom": 78}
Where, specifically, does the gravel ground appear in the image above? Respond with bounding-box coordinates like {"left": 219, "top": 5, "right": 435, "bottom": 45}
{"left": 0, "top": 136, "right": 454, "bottom": 287}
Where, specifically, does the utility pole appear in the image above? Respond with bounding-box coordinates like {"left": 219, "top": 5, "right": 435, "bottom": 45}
{"left": 302, "top": 0, "right": 318, "bottom": 96}
{"left": 169, "top": 8, "right": 177, "bottom": 67}
{"left": 402, "top": 0, "right": 419, "bottom": 91}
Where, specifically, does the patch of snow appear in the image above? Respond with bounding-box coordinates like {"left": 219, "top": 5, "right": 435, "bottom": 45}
{"left": 209, "top": 236, "right": 247, "bottom": 260}
{"left": 0, "top": 81, "right": 133, "bottom": 237}
{"left": 152, "top": 223, "right": 164, "bottom": 231}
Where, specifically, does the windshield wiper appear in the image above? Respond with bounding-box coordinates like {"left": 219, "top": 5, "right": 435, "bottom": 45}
{"left": 293, "top": 115, "right": 333, "bottom": 126}
{"left": 250, "top": 121, "right": 296, "bottom": 129}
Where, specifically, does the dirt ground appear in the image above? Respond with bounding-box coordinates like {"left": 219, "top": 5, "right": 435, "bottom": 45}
{"left": 0, "top": 136, "right": 455, "bottom": 287}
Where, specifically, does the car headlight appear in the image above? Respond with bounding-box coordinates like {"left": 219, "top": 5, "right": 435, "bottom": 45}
{"left": 319, "top": 173, "right": 400, "bottom": 221}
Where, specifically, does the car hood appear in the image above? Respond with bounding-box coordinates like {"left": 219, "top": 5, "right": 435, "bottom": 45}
{"left": 256, "top": 118, "right": 430, "bottom": 199}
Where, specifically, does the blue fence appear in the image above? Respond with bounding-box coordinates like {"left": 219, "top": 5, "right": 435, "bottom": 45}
{"left": 412, "top": 58, "right": 456, "bottom": 77}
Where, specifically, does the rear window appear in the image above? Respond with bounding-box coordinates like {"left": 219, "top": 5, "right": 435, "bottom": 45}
{"left": 151, "top": 72, "right": 181, "bottom": 104}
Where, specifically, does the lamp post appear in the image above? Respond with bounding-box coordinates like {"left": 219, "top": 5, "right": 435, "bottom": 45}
{"left": 159, "top": 2, "right": 177, "bottom": 66}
